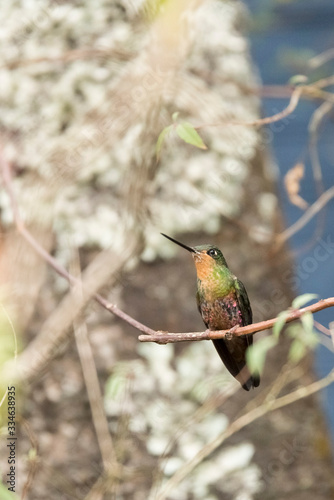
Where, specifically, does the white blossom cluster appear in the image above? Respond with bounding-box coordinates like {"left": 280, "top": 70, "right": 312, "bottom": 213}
{"left": 0, "top": 2, "right": 268, "bottom": 498}
{"left": 104, "top": 341, "right": 262, "bottom": 500}
{"left": 0, "top": 0, "right": 267, "bottom": 262}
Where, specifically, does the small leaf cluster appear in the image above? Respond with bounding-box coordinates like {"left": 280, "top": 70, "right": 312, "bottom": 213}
{"left": 156, "top": 112, "right": 207, "bottom": 160}
{"left": 246, "top": 294, "right": 319, "bottom": 376}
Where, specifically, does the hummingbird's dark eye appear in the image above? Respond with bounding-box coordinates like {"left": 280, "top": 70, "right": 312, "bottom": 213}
{"left": 207, "top": 249, "right": 218, "bottom": 258}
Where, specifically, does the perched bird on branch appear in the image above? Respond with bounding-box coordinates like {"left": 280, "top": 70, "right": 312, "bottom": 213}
{"left": 162, "top": 233, "right": 260, "bottom": 391}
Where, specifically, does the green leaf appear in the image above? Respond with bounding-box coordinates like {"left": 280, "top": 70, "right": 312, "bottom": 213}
{"left": 273, "top": 310, "right": 289, "bottom": 339}
{"left": 156, "top": 124, "right": 172, "bottom": 161}
{"left": 176, "top": 122, "right": 207, "bottom": 150}
{"left": 292, "top": 293, "right": 318, "bottom": 309}
{"left": 300, "top": 311, "right": 314, "bottom": 335}
{"left": 172, "top": 111, "right": 179, "bottom": 122}
{"left": 28, "top": 448, "right": 37, "bottom": 460}
{"left": 287, "top": 318, "right": 318, "bottom": 363}
{"left": 300, "top": 312, "right": 318, "bottom": 348}
{"left": 105, "top": 371, "right": 128, "bottom": 401}
{"left": 246, "top": 336, "right": 277, "bottom": 376}
{"left": 0, "top": 482, "right": 19, "bottom": 500}
{"left": 289, "top": 339, "right": 307, "bottom": 363}
{"left": 289, "top": 74, "right": 308, "bottom": 85}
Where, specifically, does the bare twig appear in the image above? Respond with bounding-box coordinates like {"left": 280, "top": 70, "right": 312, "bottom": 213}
{"left": 276, "top": 185, "right": 334, "bottom": 247}
{"left": 2, "top": 152, "right": 334, "bottom": 360}
{"left": 314, "top": 320, "right": 332, "bottom": 337}
{"left": 308, "top": 48, "right": 334, "bottom": 69}
{"left": 195, "top": 86, "right": 303, "bottom": 130}
{"left": 20, "top": 417, "right": 39, "bottom": 500}
{"left": 0, "top": 154, "right": 145, "bottom": 383}
{"left": 71, "top": 254, "right": 120, "bottom": 475}
{"left": 2, "top": 155, "right": 334, "bottom": 351}
{"left": 195, "top": 77, "right": 334, "bottom": 132}
{"left": 312, "top": 75, "right": 334, "bottom": 89}
{"left": 139, "top": 297, "right": 334, "bottom": 343}
{"left": 309, "top": 101, "right": 333, "bottom": 186}
{"left": 314, "top": 321, "right": 334, "bottom": 352}
{"left": 2, "top": 47, "right": 133, "bottom": 69}
{"left": 0, "top": 153, "right": 154, "bottom": 336}
{"left": 152, "top": 368, "right": 334, "bottom": 500}
{"left": 292, "top": 100, "right": 334, "bottom": 253}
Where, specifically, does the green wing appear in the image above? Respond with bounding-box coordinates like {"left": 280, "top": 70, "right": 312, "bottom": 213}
{"left": 234, "top": 278, "right": 252, "bottom": 326}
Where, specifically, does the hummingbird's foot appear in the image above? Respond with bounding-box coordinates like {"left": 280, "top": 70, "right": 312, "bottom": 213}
{"left": 225, "top": 325, "right": 238, "bottom": 340}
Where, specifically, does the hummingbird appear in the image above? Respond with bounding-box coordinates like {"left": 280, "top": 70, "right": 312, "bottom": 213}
{"left": 161, "top": 233, "right": 259, "bottom": 391}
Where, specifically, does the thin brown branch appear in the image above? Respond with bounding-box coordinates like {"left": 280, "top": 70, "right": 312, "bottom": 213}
{"left": 314, "top": 320, "right": 332, "bottom": 337}
{"left": 314, "top": 321, "right": 334, "bottom": 352}
{"left": 276, "top": 185, "right": 334, "bottom": 247}
{"left": 2, "top": 152, "right": 334, "bottom": 354}
{"left": 195, "top": 86, "right": 303, "bottom": 130}
{"left": 309, "top": 101, "right": 333, "bottom": 186}
{"left": 0, "top": 153, "right": 148, "bottom": 384}
{"left": 195, "top": 78, "right": 334, "bottom": 132}
{"left": 139, "top": 297, "right": 334, "bottom": 343}
{"left": 305, "top": 87, "right": 334, "bottom": 104}
{"left": 238, "top": 86, "right": 303, "bottom": 127}
{"left": 71, "top": 255, "right": 120, "bottom": 474}
{"left": 0, "top": 150, "right": 155, "bottom": 338}
{"left": 308, "top": 48, "right": 334, "bottom": 69}
{"left": 2, "top": 47, "right": 133, "bottom": 69}
{"left": 312, "top": 75, "right": 334, "bottom": 89}
{"left": 20, "top": 417, "right": 39, "bottom": 500}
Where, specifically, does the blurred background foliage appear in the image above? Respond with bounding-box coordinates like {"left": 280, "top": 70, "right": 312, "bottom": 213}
{"left": 0, "top": 1, "right": 333, "bottom": 499}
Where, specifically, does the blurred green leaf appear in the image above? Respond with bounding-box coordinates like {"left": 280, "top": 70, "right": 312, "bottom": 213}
{"left": 105, "top": 369, "right": 129, "bottom": 401}
{"left": 300, "top": 311, "right": 314, "bottom": 335}
{"left": 273, "top": 310, "right": 289, "bottom": 339}
{"left": 246, "top": 336, "right": 277, "bottom": 376}
{"left": 156, "top": 124, "right": 172, "bottom": 161}
{"left": 289, "top": 338, "right": 307, "bottom": 363}
{"left": 287, "top": 317, "right": 318, "bottom": 363}
{"left": 172, "top": 111, "right": 179, "bottom": 122}
{"left": 289, "top": 74, "right": 308, "bottom": 85}
{"left": 176, "top": 122, "right": 207, "bottom": 150}
{"left": 292, "top": 293, "right": 318, "bottom": 309}
{"left": 0, "top": 482, "right": 18, "bottom": 500}
{"left": 28, "top": 448, "right": 37, "bottom": 460}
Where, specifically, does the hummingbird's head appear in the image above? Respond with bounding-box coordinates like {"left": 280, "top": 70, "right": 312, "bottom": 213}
{"left": 161, "top": 234, "right": 228, "bottom": 281}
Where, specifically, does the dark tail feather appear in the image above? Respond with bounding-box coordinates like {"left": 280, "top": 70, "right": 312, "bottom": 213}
{"left": 212, "top": 338, "right": 260, "bottom": 391}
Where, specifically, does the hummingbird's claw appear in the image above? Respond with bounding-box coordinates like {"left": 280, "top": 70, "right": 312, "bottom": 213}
{"left": 225, "top": 325, "right": 238, "bottom": 340}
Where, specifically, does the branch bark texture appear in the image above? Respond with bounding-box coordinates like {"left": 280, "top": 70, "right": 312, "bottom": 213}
{"left": 138, "top": 297, "right": 334, "bottom": 344}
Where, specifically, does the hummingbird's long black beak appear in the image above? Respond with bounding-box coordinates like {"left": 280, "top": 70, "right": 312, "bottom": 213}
{"left": 161, "top": 233, "right": 196, "bottom": 253}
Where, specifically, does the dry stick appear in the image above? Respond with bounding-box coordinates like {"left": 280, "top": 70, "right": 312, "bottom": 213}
{"left": 308, "top": 48, "right": 334, "bottom": 69}
{"left": 196, "top": 82, "right": 333, "bottom": 132}
{"left": 276, "top": 185, "right": 334, "bottom": 247}
{"left": 314, "top": 320, "right": 332, "bottom": 337}
{"left": 3, "top": 47, "right": 132, "bottom": 69}
{"left": 152, "top": 368, "right": 334, "bottom": 500}
{"left": 0, "top": 151, "right": 155, "bottom": 338}
{"left": 20, "top": 417, "right": 39, "bottom": 500}
{"left": 314, "top": 321, "right": 334, "bottom": 352}
{"left": 295, "top": 100, "right": 333, "bottom": 254}
{"left": 309, "top": 101, "right": 333, "bottom": 186}
{"left": 195, "top": 85, "right": 303, "bottom": 130}
{"left": 71, "top": 256, "right": 120, "bottom": 473}
{"left": 0, "top": 155, "right": 150, "bottom": 387}
{"left": 2, "top": 154, "right": 334, "bottom": 348}
{"left": 139, "top": 297, "right": 334, "bottom": 343}
{"left": 312, "top": 74, "right": 334, "bottom": 89}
